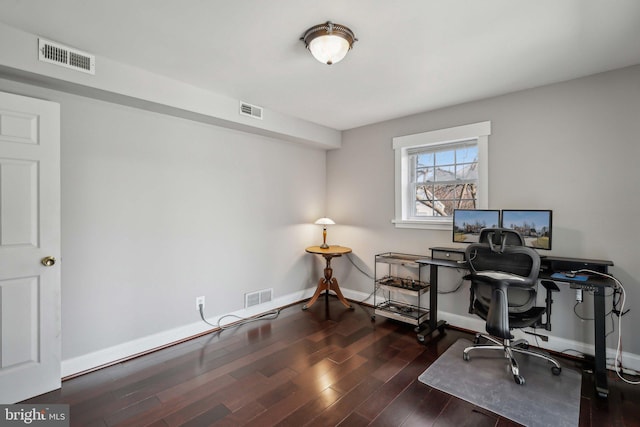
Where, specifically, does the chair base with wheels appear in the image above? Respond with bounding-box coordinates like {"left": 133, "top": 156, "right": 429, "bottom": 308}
{"left": 463, "top": 333, "right": 562, "bottom": 385}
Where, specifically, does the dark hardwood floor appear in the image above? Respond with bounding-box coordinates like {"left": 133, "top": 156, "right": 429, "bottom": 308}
{"left": 24, "top": 297, "right": 640, "bottom": 426}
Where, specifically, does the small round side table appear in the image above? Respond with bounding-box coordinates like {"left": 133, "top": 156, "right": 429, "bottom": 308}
{"left": 303, "top": 245, "right": 353, "bottom": 310}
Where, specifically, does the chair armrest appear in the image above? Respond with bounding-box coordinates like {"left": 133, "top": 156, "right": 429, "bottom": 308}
{"left": 541, "top": 279, "right": 560, "bottom": 292}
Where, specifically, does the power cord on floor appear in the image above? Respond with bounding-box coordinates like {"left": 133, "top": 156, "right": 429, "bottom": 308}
{"left": 198, "top": 303, "right": 280, "bottom": 331}
{"left": 559, "top": 348, "right": 587, "bottom": 358}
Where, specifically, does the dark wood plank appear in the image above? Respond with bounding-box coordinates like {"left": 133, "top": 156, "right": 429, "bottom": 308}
{"left": 433, "top": 398, "right": 501, "bottom": 427}
{"left": 336, "top": 411, "right": 371, "bottom": 427}
{"left": 399, "top": 387, "right": 452, "bottom": 427}
{"left": 364, "top": 381, "right": 432, "bottom": 426}
{"left": 171, "top": 403, "right": 230, "bottom": 427}
{"left": 275, "top": 387, "right": 342, "bottom": 427}
{"left": 305, "top": 375, "right": 385, "bottom": 427}
{"left": 355, "top": 351, "right": 432, "bottom": 422}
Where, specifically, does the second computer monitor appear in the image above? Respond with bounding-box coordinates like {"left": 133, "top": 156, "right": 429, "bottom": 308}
{"left": 501, "top": 209, "right": 553, "bottom": 250}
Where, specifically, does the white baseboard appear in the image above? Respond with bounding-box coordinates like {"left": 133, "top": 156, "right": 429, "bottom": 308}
{"left": 61, "top": 287, "right": 316, "bottom": 377}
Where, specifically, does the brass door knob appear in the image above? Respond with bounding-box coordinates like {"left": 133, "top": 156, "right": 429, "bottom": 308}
{"left": 41, "top": 256, "right": 56, "bottom": 267}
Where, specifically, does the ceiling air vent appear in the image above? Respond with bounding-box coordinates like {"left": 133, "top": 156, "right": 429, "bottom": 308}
{"left": 239, "top": 102, "right": 263, "bottom": 120}
{"left": 38, "top": 38, "right": 95, "bottom": 75}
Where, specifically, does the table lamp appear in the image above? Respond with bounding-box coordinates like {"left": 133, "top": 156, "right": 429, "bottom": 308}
{"left": 314, "top": 217, "right": 335, "bottom": 249}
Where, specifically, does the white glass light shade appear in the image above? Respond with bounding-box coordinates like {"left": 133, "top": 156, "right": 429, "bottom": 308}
{"left": 314, "top": 217, "right": 335, "bottom": 226}
{"left": 308, "top": 35, "right": 350, "bottom": 65}
{"left": 301, "top": 22, "right": 357, "bottom": 65}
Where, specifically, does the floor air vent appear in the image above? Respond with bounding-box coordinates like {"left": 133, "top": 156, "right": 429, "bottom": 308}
{"left": 239, "top": 102, "right": 263, "bottom": 120}
{"left": 244, "top": 288, "right": 273, "bottom": 308}
{"left": 38, "top": 38, "right": 96, "bottom": 75}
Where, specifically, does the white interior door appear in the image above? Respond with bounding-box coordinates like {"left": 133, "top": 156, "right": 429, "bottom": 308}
{"left": 0, "top": 91, "right": 60, "bottom": 403}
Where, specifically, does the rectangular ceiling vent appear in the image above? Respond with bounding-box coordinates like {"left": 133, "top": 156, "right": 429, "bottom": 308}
{"left": 239, "top": 102, "right": 263, "bottom": 120}
{"left": 38, "top": 38, "right": 95, "bottom": 75}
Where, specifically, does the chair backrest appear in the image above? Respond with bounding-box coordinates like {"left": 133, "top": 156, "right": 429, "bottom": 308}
{"left": 478, "top": 227, "right": 525, "bottom": 253}
{"left": 466, "top": 228, "right": 541, "bottom": 313}
{"left": 466, "top": 244, "right": 540, "bottom": 284}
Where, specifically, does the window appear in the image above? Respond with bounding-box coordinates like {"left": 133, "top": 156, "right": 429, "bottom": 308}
{"left": 410, "top": 141, "right": 478, "bottom": 217}
{"left": 393, "top": 121, "right": 491, "bottom": 230}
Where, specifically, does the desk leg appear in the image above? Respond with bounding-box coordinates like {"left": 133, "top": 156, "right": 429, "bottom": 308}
{"left": 593, "top": 287, "right": 609, "bottom": 398}
{"left": 417, "top": 264, "right": 446, "bottom": 342}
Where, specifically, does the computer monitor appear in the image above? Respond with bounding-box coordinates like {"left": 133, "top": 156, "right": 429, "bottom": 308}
{"left": 501, "top": 209, "right": 553, "bottom": 250}
{"left": 452, "top": 209, "right": 501, "bottom": 243}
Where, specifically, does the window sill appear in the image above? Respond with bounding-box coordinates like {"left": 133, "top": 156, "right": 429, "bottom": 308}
{"left": 391, "top": 218, "right": 452, "bottom": 231}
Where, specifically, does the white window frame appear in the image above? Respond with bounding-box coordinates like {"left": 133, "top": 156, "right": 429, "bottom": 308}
{"left": 392, "top": 121, "right": 491, "bottom": 230}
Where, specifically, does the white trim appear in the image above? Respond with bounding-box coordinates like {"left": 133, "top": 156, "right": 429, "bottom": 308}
{"left": 393, "top": 121, "right": 491, "bottom": 150}
{"left": 61, "top": 287, "right": 317, "bottom": 377}
{"left": 476, "top": 135, "right": 489, "bottom": 209}
{"left": 393, "top": 121, "right": 491, "bottom": 230}
{"left": 390, "top": 218, "right": 452, "bottom": 230}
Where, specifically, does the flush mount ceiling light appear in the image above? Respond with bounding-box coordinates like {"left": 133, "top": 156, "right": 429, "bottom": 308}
{"left": 301, "top": 21, "right": 357, "bottom": 65}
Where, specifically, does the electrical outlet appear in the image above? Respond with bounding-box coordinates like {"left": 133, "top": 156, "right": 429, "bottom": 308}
{"left": 196, "top": 296, "right": 205, "bottom": 311}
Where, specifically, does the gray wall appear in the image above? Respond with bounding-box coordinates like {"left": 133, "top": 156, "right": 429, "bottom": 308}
{"left": 327, "top": 65, "right": 640, "bottom": 356}
{"left": 0, "top": 78, "right": 326, "bottom": 363}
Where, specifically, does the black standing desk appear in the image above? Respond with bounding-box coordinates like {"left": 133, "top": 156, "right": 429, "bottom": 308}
{"left": 420, "top": 247, "right": 615, "bottom": 399}
{"left": 540, "top": 255, "right": 615, "bottom": 399}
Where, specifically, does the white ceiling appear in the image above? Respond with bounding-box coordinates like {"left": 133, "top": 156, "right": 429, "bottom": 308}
{"left": 0, "top": 0, "right": 639, "bottom": 130}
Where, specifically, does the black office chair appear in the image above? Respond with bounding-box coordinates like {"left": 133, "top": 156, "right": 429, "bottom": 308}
{"left": 463, "top": 228, "right": 561, "bottom": 385}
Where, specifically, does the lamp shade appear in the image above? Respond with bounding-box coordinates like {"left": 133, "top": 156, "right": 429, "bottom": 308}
{"left": 302, "top": 22, "right": 357, "bottom": 65}
{"left": 314, "top": 217, "right": 335, "bottom": 226}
